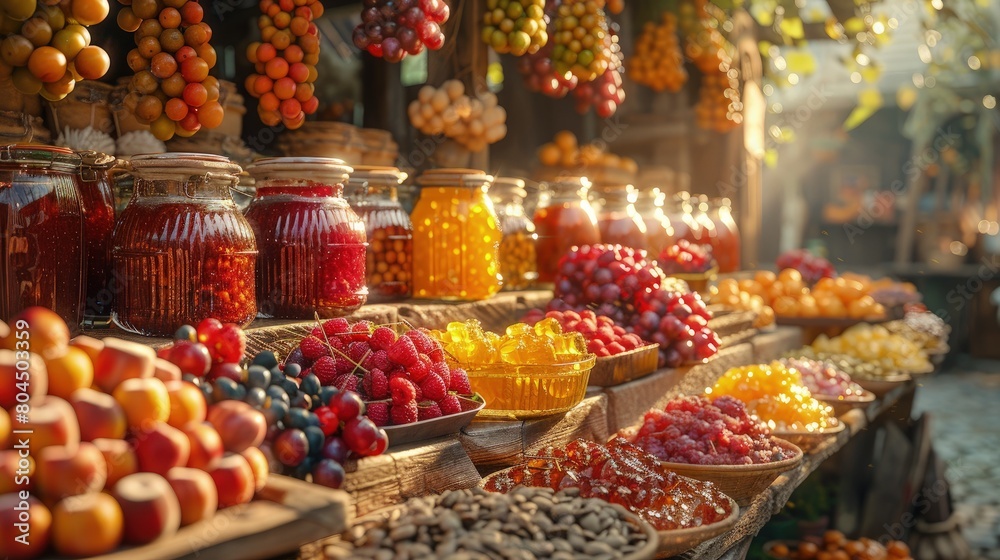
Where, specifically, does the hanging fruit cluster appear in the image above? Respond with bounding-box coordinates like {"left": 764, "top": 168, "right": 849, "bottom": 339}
{"left": 117, "top": 0, "right": 223, "bottom": 141}
{"left": 407, "top": 80, "right": 507, "bottom": 152}
{"left": 0, "top": 0, "right": 111, "bottom": 98}
{"left": 245, "top": 0, "right": 324, "bottom": 130}
{"left": 517, "top": 42, "right": 577, "bottom": 98}
{"left": 629, "top": 12, "right": 686, "bottom": 92}
{"left": 352, "top": 0, "right": 449, "bottom": 63}
{"left": 481, "top": 0, "right": 548, "bottom": 56}
{"left": 551, "top": 0, "right": 612, "bottom": 82}
{"left": 572, "top": 24, "right": 623, "bottom": 118}
{"left": 695, "top": 60, "right": 741, "bottom": 133}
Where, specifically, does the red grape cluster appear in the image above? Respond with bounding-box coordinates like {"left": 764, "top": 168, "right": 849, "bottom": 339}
{"left": 776, "top": 249, "right": 835, "bottom": 284}
{"left": 285, "top": 318, "right": 473, "bottom": 428}
{"left": 572, "top": 25, "right": 624, "bottom": 118}
{"left": 352, "top": 0, "right": 449, "bottom": 63}
{"left": 521, "top": 309, "right": 646, "bottom": 357}
{"left": 630, "top": 290, "right": 719, "bottom": 368}
{"left": 517, "top": 41, "right": 578, "bottom": 98}
{"left": 658, "top": 240, "right": 715, "bottom": 274}
{"left": 628, "top": 395, "right": 794, "bottom": 465}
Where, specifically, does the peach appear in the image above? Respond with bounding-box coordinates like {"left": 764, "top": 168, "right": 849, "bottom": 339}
{"left": 207, "top": 400, "right": 267, "bottom": 453}
{"left": 0, "top": 350, "right": 47, "bottom": 411}
{"left": 93, "top": 438, "right": 138, "bottom": 487}
{"left": 0, "top": 406, "right": 9, "bottom": 448}
{"left": 35, "top": 442, "right": 106, "bottom": 503}
{"left": 166, "top": 467, "right": 219, "bottom": 526}
{"left": 68, "top": 335, "right": 104, "bottom": 365}
{"left": 17, "top": 396, "right": 79, "bottom": 452}
{"left": 51, "top": 492, "right": 123, "bottom": 556}
{"left": 241, "top": 446, "right": 270, "bottom": 493}
{"left": 43, "top": 346, "right": 94, "bottom": 400}
{"left": 113, "top": 377, "right": 170, "bottom": 431}
{"left": 94, "top": 337, "right": 155, "bottom": 393}
{"left": 113, "top": 472, "right": 181, "bottom": 544}
{"left": 0, "top": 492, "right": 52, "bottom": 560}
{"left": 208, "top": 453, "right": 256, "bottom": 508}
{"left": 0, "top": 450, "right": 33, "bottom": 494}
{"left": 166, "top": 380, "right": 207, "bottom": 428}
{"left": 182, "top": 421, "right": 224, "bottom": 471}
{"left": 1, "top": 307, "right": 70, "bottom": 358}
{"left": 69, "top": 387, "right": 127, "bottom": 441}
{"left": 154, "top": 358, "right": 182, "bottom": 383}
{"left": 132, "top": 421, "right": 190, "bottom": 476}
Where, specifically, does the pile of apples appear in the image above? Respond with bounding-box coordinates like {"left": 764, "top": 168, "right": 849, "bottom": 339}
{"left": 0, "top": 308, "right": 268, "bottom": 558}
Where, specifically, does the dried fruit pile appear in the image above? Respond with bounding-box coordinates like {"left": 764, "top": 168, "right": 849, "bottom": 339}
{"left": 779, "top": 357, "right": 866, "bottom": 400}
{"left": 811, "top": 323, "right": 932, "bottom": 374}
{"left": 484, "top": 438, "right": 734, "bottom": 530}
{"left": 709, "top": 362, "right": 838, "bottom": 433}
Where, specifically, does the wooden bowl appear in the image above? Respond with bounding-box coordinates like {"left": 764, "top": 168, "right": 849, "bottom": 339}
{"left": 653, "top": 495, "right": 739, "bottom": 558}
{"left": 853, "top": 373, "right": 911, "bottom": 398}
{"left": 772, "top": 422, "right": 846, "bottom": 454}
{"left": 814, "top": 389, "right": 877, "bottom": 417}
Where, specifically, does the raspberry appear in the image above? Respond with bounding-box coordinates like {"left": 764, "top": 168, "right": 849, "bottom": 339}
{"left": 323, "top": 318, "right": 351, "bottom": 336}
{"left": 390, "top": 401, "right": 418, "bottom": 425}
{"left": 439, "top": 394, "right": 462, "bottom": 416}
{"left": 412, "top": 383, "right": 424, "bottom": 402}
{"left": 367, "top": 402, "right": 390, "bottom": 427}
{"left": 420, "top": 373, "right": 447, "bottom": 402}
{"left": 335, "top": 355, "right": 356, "bottom": 375}
{"left": 387, "top": 336, "right": 418, "bottom": 367}
{"left": 418, "top": 403, "right": 443, "bottom": 421}
{"left": 348, "top": 341, "right": 371, "bottom": 364}
{"left": 349, "top": 320, "right": 374, "bottom": 342}
{"left": 430, "top": 362, "right": 451, "bottom": 388}
{"left": 310, "top": 326, "right": 324, "bottom": 338}
{"left": 363, "top": 368, "right": 389, "bottom": 400}
{"left": 389, "top": 376, "right": 417, "bottom": 406}
{"left": 408, "top": 354, "right": 431, "bottom": 383}
{"left": 334, "top": 374, "right": 358, "bottom": 392}
{"left": 449, "top": 367, "right": 471, "bottom": 394}
{"left": 405, "top": 329, "right": 437, "bottom": 354}
{"left": 299, "top": 336, "right": 328, "bottom": 361}
{"left": 312, "top": 356, "right": 339, "bottom": 386}
{"left": 362, "top": 349, "right": 391, "bottom": 373}
{"left": 370, "top": 327, "right": 397, "bottom": 351}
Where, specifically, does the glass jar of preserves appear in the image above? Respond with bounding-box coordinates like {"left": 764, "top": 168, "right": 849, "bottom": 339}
{"left": 78, "top": 151, "right": 117, "bottom": 323}
{"left": 112, "top": 154, "right": 257, "bottom": 335}
{"left": 491, "top": 177, "right": 537, "bottom": 291}
{"left": 664, "top": 192, "right": 702, "bottom": 245}
{"left": 412, "top": 169, "right": 502, "bottom": 300}
{"left": 533, "top": 177, "right": 601, "bottom": 284}
{"left": 634, "top": 187, "right": 676, "bottom": 259}
{"left": 708, "top": 197, "right": 741, "bottom": 273}
{"left": 246, "top": 157, "right": 367, "bottom": 319}
{"left": 593, "top": 184, "right": 647, "bottom": 252}
{"left": 692, "top": 195, "right": 718, "bottom": 245}
{"left": 0, "top": 145, "right": 86, "bottom": 326}
{"left": 346, "top": 165, "right": 412, "bottom": 300}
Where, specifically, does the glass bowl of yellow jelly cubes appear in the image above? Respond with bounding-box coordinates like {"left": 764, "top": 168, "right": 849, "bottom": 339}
{"left": 430, "top": 319, "right": 596, "bottom": 419}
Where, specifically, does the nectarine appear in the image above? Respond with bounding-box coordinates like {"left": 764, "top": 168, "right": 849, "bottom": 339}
{"left": 182, "top": 421, "right": 224, "bottom": 471}
{"left": 35, "top": 442, "right": 107, "bottom": 503}
{"left": 18, "top": 396, "right": 80, "bottom": 452}
{"left": 207, "top": 400, "right": 267, "bottom": 453}
{"left": 154, "top": 358, "right": 182, "bottom": 383}
{"left": 1, "top": 307, "right": 70, "bottom": 358}
{"left": 0, "top": 450, "right": 32, "bottom": 494}
{"left": 166, "top": 380, "right": 207, "bottom": 428}
{"left": 51, "top": 492, "right": 124, "bottom": 556}
{"left": 93, "top": 438, "right": 138, "bottom": 487}
{"left": 70, "top": 387, "right": 127, "bottom": 441}
{"left": 0, "top": 406, "right": 9, "bottom": 448}
{"left": 113, "top": 472, "right": 182, "bottom": 544}
{"left": 68, "top": 335, "right": 104, "bottom": 365}
{"left": 43, "top": 346, "right": 94, "bottom": 400}
{"left": 94, "top": 337, "right": 156, "bottom": 393}
{"left": 209, "top": 453, "right": 256, "bottom": 508}
{"left": 166, "top": 467, "right": 219, "bottom": 526}
{"left": 241, "top": 446, "right": 269, "bottom": 493}
{"left": 0, "top": 492, "right": 52, "bottom": 560}
{"left": 113, "top": 377, "right": 170, "bottom": 431}
{"left": 0, "top": 350, "right": 47, "bottom": 410}
{"left": 132, "top": 421, "right": 190, "bottom": 476}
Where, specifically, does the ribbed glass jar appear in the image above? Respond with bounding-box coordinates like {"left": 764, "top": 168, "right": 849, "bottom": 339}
{"left": 491, "top": 177, "right": 537, "bottom": 290}
{"left": 532, "top": 177, "right": 601, "bottom": 284}
{"left": 346, "top": 166, "right": 413, "bottom": 300}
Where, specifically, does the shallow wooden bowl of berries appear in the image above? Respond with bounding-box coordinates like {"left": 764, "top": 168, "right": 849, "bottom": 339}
{"left": 815, "top": 389, "right": 877, "bottom": 417}
{"left": 588, "top": 343, "right": 660, "bottom": 387}
{"left": 381, "top": 393, "right": 486, "bottom": 448}
{"left": 771, "top": 421, "right": 847, "bottom": 454}
{"left": 851, "top": 373, "right": 912, "bottom": 398}
{"left": 465, "top": 355, "right": 596, "bottom": 420}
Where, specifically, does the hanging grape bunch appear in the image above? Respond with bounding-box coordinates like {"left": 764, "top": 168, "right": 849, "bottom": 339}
{"left": 551, "top": 0, "right": 612, "bottom": 82}
{"left": 630, "top": 12, "right": 687, "bottom": 92}
{"left": 245, "top": 0, "right": 324, "bottom": 130}
{"left": 407, "top": 79, "right": 507, "bottom": 152}
{"left": 0, "top": 0, "right": 111, "bottom": 99}
{"left": 352, "top": 0, "right": 450, "bottom": 63}
{"left": 117, "top": 0, "right": 223, "bottom": 141}
{"left": 481, "top": 0, "right": 547, "bottom": 56}
{"left": 572, "top": 24, "right": 623, "bottom": 118}
{"left": 516, "top": 0, "right": 577, "bottom": 98}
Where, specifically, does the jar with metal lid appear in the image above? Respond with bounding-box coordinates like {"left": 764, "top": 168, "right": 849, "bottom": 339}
{"left": 592, "top": 184, "right": 647, "bottom": 253}
{"left": 346, "top": 165, "right": 412, "bottom": 300}
{"left": 634, "top": 187, "right": 676, "bottom": 259}
{"left": 491, "top": 177, "right": 537, "bottom": 291}
{"left": 411, "top": 169, "right": 502, "bottom": 300}
{"left": 112, "top": 153, "right": 257, "bottom": 335}
{"left": 78, "top": 151, "right": 117, "bottom": 323}
{"left": 245, "top": 157, "right": 367, "bottom": 319}
{"left": 707, "top": 197, "right": 741, "bottom": 273}
{"left": 533, "top": 177, "right": 601, "bottom": 283}
{"left": 0, "top": 145, "right": 86, "bottom": 326}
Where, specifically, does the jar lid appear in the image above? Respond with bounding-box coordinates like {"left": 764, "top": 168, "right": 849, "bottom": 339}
{"left": 545, "top": 176, "right": 592, "bottom": 192}
{"left": 129, "top": 152, "right": 242, "bottom": 177}
{"left": 348, "top": 165, "right": 406, "bottom": 186}
{"left": 417, "top": 168, "right": 493, "bottom": 188}
{"left": 0, "top": 144, "right": 82, "bottom": 169}
{"left": 491, "top": 177, "right": 527, "bottom": 200}
{"left": 78, "top": 150, "right": 116, "bottom": 169}
{"left": 246, "top": 157, "right": 352, "bottom": 185}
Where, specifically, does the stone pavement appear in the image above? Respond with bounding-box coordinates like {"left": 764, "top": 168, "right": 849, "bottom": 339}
{"left": 914, "top": 359, "right": 1000, "bottom": 559}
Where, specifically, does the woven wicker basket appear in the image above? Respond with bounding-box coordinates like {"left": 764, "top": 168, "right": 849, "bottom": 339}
{"left": 46, "top": 80, "right": 115, "bottom": 136}
{"left": 772, "top": 422, "right": 846, "bottom": 454}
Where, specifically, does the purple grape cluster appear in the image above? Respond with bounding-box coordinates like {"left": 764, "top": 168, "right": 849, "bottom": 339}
{"left": 352, "top": 0, "right": 449, "bottom": 62}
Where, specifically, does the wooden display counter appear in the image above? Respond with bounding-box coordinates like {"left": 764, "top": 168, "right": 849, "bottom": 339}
{"left": 752, "top": 326, "right": 804, "bottom": 362}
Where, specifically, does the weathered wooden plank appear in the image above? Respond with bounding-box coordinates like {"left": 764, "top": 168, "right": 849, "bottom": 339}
{"left": 395, "top": 295, "right": 523, "bottom": 333}
{"left": 459, "top": 395, "right": 609, "bottom": 475}
{"left": 752, "top": 326, "right": 804, "bottom": 362}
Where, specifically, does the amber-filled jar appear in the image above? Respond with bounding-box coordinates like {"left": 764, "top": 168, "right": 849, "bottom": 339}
{"left": 0, "top": 145, "right": 85, "bottom": 326}
{"left": 708, "top": 197, "right": 741, "bottom": 273}
{"left": 533, "top": 177, "right": 601, "bottom": 283}
{"left": 593, "top": 184, "right": 647, "bottom": 253}
{"left": 112, "top": 154, "right": 257, "bottom": 335}
{"left": 491, "top": 177, "right": 537, "bottom": 290}
{"left": 635, "top": 187, "right": 676, "bottom": 259}
{"left": 346, "top": 166, "right": 412, "bottom": 300}
{"left": 246, "top": 158, "right": 367, "bottom": 319}
{"left": 663, "top": 192, "right": 702, "bottom": 245}
{"left": 78, "top": 151, "right": 117, "bottom": 323}
{"left": 411, "top": 169, "right": 502, "bottom": 300}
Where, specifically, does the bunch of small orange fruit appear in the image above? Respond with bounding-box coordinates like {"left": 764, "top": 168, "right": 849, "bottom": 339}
{"left": 736, "top": 269, "right": 887, "bottom": 320}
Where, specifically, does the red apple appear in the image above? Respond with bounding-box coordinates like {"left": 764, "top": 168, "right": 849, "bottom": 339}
{"left": 94, "top": 337, "right": 156, "bottom": 393}
{"left": 166, "top": 467, "right": 219, "bottom": 526}
{"left": 208, "top": 453, "right": 255, "bottom": 508}
{"left": 69, "top": 387, "right": 127, "bottom": 441}
{"left": 112, "top": 472, "right": 182, "bottom": 544}
{"left": 0, "top": 450, "right": 32, "bottom": 494}
{"left": 0, "top": 492, "right": 52, "bottom": 560}
{"left": 132, "top": 421, "right": 190, "bottom": 476}
{"left": 0, "top": 350, "right": 47, "bottom": 410}
{"left": 206, "top": 400, "right": 266, "bottom": 453}
{"left": 93, "top": 437, "right": 139, "bottom": 487}
{"left": 35, "top": 442, "right": 107, "bottom": 503}
{"left": 153, "top": 358, "right": 182, "bottom": 383}
{"left": 16, "top": 396, "right": 79, "bottom": 452}
{"left": 182, "top": 421, "right": 224, "bottom": 471}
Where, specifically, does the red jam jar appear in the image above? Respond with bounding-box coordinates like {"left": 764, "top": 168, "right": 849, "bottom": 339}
{"left": 708, "top": 197, "right": 741, "bottom": 273}
{"left": 664, "top": 192, "right": 702, "bottom": 245}
{"left": 112, "top": 154, "right": 257, "bottom": 335}
{"left": 0, "top": 145, "right": 86, "bottom": 326}
{"left": 346, "top": 166, "right": 412, "bottom": 301}
{"left": 245, "top": 157, "right": 367, "bottom": 318}
{"left": 533, "top": 177, "right": 601, "bottom": 284}
{"left": 593, "top": 184, "right": 647, "bottom": 253}
{"left": 78, "top": 151, "right": 117, "bottom": 323}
